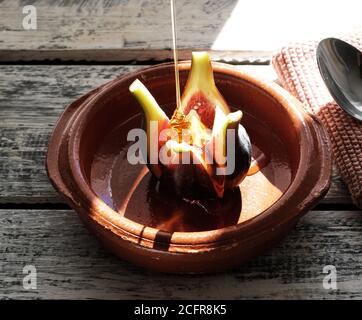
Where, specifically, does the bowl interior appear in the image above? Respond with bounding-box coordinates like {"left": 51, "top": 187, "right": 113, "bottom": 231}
{"left": 79, "top": 65, "right": 301, "bottom": 233}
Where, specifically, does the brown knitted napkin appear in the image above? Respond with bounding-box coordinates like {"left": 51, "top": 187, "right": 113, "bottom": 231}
{"left": 272, "top": 32, "right": 362, "bottom": 208}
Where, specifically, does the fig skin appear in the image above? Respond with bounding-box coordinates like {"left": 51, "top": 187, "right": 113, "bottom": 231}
{"left": 129, "top": 52, "right": 252, "bottom": 200}
{"left": 225, "top": 121, "right": 252, "bottom": 189}
{"left": 159, "top": 162, "right": 219, "bottom": 200}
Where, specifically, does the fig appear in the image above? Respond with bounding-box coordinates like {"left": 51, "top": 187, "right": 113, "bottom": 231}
{"left": 129, "top": 52, "right": 251, "bottom": 200}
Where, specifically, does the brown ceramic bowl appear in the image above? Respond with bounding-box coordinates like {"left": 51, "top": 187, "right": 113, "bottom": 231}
{"left": 46, "top": 61, "right": 331, "bottom": 273}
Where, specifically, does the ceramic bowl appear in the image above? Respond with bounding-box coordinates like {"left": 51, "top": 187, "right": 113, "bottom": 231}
{"left": 46, "top": 61, "right": 332, "bottom": 273}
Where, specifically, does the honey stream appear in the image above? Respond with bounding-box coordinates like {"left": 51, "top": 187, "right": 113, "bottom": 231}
{"left": 169, "top": 0, "right": 190, "bottom": 134}
{"left": 169, "top": 0, "right": 265, "bottom": 175}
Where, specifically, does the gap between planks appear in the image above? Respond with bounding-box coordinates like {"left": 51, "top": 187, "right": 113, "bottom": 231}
{"left": 0, "top": 50, "right": 271, "bottom": 65}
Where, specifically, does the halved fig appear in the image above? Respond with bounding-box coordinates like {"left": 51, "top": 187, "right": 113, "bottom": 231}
{"left": 129, "top": 52, "right": 251, "bottom": 199}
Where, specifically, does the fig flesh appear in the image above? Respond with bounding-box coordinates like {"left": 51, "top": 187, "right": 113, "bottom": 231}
{"left": 129, "top": 52, "right": 251, "bottom": 199}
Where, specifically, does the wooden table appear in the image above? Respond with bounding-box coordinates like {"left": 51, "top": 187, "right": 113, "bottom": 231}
{"left": 1, "top": 0, "right": 361, "bottom": 300}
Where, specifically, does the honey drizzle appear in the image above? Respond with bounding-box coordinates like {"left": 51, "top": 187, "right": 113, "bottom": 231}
{"left": 169, "top": 0, "right": 190, "bottom": 138}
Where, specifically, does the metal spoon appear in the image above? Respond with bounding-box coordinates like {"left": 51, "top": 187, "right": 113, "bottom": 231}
{"left": 317, "top": 38, "right": 362, "bottom": 122}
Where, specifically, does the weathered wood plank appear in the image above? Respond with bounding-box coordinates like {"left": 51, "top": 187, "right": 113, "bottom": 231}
{"left": 1, "top": 209, "right": 361, "bottom": 299}
{"left": 1, "top": 0, "right": 361, "bottom": 62}
{"left": 0, "top": 64, "right": 142, "bottom": 203}
{"left": 0, "top": 0, "right": 271, "bottom": 63}
{"left": 0, "top": 64, "right": 352, "bottom": 204}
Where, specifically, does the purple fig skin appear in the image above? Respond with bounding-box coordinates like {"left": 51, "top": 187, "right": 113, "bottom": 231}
{"left": 159, "top": 162, "right": 220, "bottom": 200}
{"left": 158, "top": 123, "right": 251, "bottom": 201}
{"left": 226, "top": 123, "right": 252, "bottom": 189}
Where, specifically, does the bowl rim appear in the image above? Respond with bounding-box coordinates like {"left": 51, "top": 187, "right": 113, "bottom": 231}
{"left": 50, "top": 61, "right": 331, "bottom": 248}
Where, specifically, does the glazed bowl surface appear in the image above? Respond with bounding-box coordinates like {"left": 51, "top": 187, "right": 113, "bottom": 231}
{"left": 47, "top": 61, "right": 331, "bottom": 273}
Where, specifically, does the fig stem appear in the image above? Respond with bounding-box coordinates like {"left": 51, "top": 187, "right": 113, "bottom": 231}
{"left": 170, "top": 0, "right": 181, "bottom": 111}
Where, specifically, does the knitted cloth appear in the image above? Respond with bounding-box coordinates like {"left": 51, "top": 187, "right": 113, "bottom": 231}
{"left": 272, "top": 33, "right": 362, "bottom": 208}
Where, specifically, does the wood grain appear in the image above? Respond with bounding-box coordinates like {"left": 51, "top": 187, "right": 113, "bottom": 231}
{"left": 1, "top": 209, "right": 361, "bottom": 299}
{"left": 0, "top": 64, "right": 141, "bottom": 203}
{"left": 0, "top": 64, "right": 352, "bottom": 204}
{"left": 0, "top": 0, "right": 270, "bottom": 63}
{"left": 2, "top": 0, "right": 362, "bottom": 63}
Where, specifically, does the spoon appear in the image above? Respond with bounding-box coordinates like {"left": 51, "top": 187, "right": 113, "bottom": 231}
{"left": 317, "top": 38, "right": 362, "bottom": 122}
